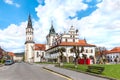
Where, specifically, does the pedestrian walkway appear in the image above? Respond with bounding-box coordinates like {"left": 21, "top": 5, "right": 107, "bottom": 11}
{"left": 44, "top": 66, "right": 111, "bottom": 80}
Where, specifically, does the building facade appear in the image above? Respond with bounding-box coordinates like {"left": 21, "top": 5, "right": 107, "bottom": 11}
{"left": 24, "top": 15, "right": 96, "bottom": 63}
{"left": 24, "top": 15, "right": 35, "bottom": 63}
{"left": 24, "top": 15, "right": 46, "bottom": 63}
{"left": 46, "top": 26, "right": 96, "bottom": 63}
{"left": 106, "top": 47, "right": 120, "bottom": 62}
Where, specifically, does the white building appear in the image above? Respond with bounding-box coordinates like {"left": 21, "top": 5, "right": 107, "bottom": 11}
{"left": 46, "top": 26, "right": 96, "bottom": 63}
{"left": 24, "top": 15, "right": 46, "bottom": 63}
{"left": 34, "top": 44, "right": 46, "bottom": 62}
{"left": 24, "top": 15, "right": 96, "bottom": 63}
{"left": 106, "top": 47, "right": 120, "bottom": 62}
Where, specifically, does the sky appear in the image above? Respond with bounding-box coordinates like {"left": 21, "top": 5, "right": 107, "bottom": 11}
{"left": 0, "top": 0, "right": 120, "bottom": 53}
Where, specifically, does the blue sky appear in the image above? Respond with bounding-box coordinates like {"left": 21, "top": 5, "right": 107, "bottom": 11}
{"left": 0, "top": 0, "right": 99, "bottom": 29}
{"left": 0, "top": 0, "right": 120, "bottom": 53}
{"left": 0, "top": 0, "right": 40, "bottom": 29}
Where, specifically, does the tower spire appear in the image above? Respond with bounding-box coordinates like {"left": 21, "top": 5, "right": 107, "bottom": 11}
{"left": 27, "top": 14, "right": 33, "bottom": 28}
{"left": 49, "top": 21, "right": 56, "bottom": 34}
{"left": 25, "top": 14, "right": 34, "bottom": 44}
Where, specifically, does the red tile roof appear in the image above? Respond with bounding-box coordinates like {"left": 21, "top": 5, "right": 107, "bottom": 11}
{"left": 59, "top": 40, "right": 95, "bottom": 47}
{"left": 78, "top": 40, "right": 86, "bottom": 44}
{"left": 8, "top": 52, "right": 15, "bottom": 56}
{"left": 106, "top": 47, "right": 120, "bottom": 54}
{"left": 46, "top": 39, "right": 95, "bottom": 51}
{"left": 35, "top": 44, "right": 46, "bottom": 50}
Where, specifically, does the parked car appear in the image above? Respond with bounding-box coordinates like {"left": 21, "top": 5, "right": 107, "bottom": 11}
{"left": 5, "top": 60, "right": 14, "bottom": 65}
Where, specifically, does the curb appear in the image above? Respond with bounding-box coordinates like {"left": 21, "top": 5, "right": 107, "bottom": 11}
{"left": 43, "top": 67, "right": 73, "bottom": 80}
{"left": 57, "top": 67, "right": 116, "bottom": 80}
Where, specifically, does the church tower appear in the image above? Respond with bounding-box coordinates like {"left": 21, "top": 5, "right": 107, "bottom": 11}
{"left": 25, "top": 14, "right": 35, "bottom": 63}
{"left": 46, "top": 22, "right": 56, "bottom": 49}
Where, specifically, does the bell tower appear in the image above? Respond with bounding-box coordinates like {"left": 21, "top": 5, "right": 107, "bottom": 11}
{"left": 25, "top": 14, "right": 34, "bottom": 63}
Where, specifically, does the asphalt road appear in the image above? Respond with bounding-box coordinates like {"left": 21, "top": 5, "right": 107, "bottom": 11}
{"left": 0, "top": 62, "right": 67, "bottom": 80}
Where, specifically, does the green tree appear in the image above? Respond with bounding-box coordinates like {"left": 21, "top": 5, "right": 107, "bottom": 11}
{"left": 70, "top": 46, "right": 84, "bottom": 65}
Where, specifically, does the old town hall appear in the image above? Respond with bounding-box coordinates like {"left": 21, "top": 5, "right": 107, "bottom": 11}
{"left": 24, "top": 15, "right": 96, "bottom": 63}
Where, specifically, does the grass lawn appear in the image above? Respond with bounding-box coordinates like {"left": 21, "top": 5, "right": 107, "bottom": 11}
{"left": 102, "top": 64, "right": 120, "bottom": 80}
{"left": 61, "top": 63, "right": 120, "bottom": 80}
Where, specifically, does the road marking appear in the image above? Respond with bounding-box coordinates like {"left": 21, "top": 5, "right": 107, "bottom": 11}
{"left": 43, "top": 68, "right": 73, "bottom": 80}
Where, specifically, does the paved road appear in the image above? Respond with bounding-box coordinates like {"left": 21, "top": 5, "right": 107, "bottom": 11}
{"left": 0, "top": 62, "right": 67, "bottom": 80}
{"left": 44, "top": 66, "right": 110, "bottom": 80}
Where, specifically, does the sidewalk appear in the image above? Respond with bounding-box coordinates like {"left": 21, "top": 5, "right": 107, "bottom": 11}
{"left": 44, "top": 66, "right": 114, "bottom": 80}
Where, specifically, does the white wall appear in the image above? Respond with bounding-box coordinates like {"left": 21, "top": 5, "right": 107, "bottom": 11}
{"left": 34, "top": 50, "right": 45, "bottom": 62}
{"left": 46, "top": 46, "right": 95, "bottom": 60}
{"left": 25, "top": 43, "right": 34, "bottom": 62}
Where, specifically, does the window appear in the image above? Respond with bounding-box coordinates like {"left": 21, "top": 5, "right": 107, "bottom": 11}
{"left": 42, "top": 52, "right": 44, "bottom": 56}
{"left": 86, "top": 49, "right": 88, "bottom": 53}
{"left": 37, "top": 52, "right": 39, "bottom": 57}
{"left": 91, "top": 49, "right": 93, "bottom": 53}
{"left": 73, "top": 35, "right": 75, "bottom": 38}
{"left": 66, "top": 39, "right": 67, "bottom": 42}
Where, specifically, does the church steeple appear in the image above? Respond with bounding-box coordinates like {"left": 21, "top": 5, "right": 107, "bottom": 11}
{"left": 27, "top": 14, "right": 33, "bottom": 28}
{"left": 25, "top": 14, "right": 34, "bottom": 44}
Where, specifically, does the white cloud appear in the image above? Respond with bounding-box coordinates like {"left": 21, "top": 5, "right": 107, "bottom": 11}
{"left": 76, "top": 0, "right": 120, "bottom": 49}
{"left": 0, "top": 22, "right": 26, "bottom": 52}
{"left": 35, "top": 0, "right": 120, "bottom": 50}
{"left": 35, "top": 0, "right": 88, "bottom": 35}
{"left": 4, "top": 0, "right": 20, "bottom": 7}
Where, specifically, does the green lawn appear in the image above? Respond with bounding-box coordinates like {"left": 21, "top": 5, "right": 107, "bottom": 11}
{"left": 102, "top": 64, "right": 120, "bottom": 80}
{"left": 61, "top": 63, "right": 120, "bottom": 80}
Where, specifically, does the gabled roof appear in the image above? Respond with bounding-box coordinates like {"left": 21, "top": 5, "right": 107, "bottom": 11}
{"left": 107, "top": 47, "right": 120, "bottom": 54}
{"left": 35, "top": 44, "right": 46, "bottom": 50}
